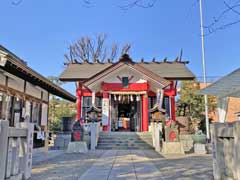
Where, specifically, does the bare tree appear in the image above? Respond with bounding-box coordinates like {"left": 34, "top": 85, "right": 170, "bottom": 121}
{"left": 204, "top": 1, "right": 240, "bottom": 35}
{"left": 64, "top": 34, "right": 131, "bottom": 63}
{"left": 118, "top": 0, "right": 158, "bottom": 10}
{"left": 12, "top": 0, "right": 23, "bottom": 5}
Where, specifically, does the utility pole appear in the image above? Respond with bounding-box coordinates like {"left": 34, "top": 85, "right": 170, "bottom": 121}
{"left": 199, "top": 0, "right": 210, "bottom": 140}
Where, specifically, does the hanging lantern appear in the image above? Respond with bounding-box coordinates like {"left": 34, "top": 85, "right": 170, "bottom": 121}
{"left": 118, "top": 95, "right": 121, "bottom": 101}
{"left": 136, "top": 95, "right": 140, "bottom": 101}
{"left": 130, "top": 95, "right": 133, "bottom": 102}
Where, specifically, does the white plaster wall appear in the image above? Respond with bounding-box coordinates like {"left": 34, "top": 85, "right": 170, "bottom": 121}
{"left": 41, "top": 103, "right": 48, "bottom": 125}
{"left": 103, "top": 66, "right": 147, "bottom": 83}
{"left": 88, "top": 65, "right": 163, "bottom": 93}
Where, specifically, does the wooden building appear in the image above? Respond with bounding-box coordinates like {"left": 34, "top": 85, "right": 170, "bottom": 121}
{"left": 60, "top": 54, "right": 195, "bottom": 132}
{"left": 0, "top": 45, "right": 76, "bottom": 147}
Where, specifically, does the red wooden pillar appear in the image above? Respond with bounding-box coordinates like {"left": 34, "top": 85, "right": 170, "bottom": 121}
{"left": 170, "top": 96, "right": 176, "bottom": 121}
{"left": 76, "top": 83, "right": 82, "bottom": 120}
{"left": 102, "top": 92, "right": 110, "bottom": 131}
{"left": 169, "top": 81, "right": 176, "bottom": 121}
{"left": 142, "top": 94, "right": 149, "bottom": 132}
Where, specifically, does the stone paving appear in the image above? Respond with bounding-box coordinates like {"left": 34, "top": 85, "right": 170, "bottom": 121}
{"left": 31, "top": 149, "right": 213, "bottom": 180}
{"left": 144, "top": 150, "right": 214, "bottom": 180}
{"left": 79, "top": 150, "right": 163, "bottom": 180}
{"left": 31, "top": 150, "right": 105, "bottom": 180}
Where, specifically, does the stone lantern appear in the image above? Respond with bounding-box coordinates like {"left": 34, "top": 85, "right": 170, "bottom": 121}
{"left": 87, "top": 106, "right": 101, "bottom": 123}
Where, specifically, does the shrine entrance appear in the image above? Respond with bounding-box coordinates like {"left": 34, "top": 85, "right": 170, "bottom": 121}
{"left": 110, "top": 94, "right": 142, "bottom": 132}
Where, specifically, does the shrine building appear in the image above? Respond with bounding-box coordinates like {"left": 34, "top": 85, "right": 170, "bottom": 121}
{"left": 0, "top": 45, "right": 76, "bottom": 148}
{"left": 60, "top": 54, "right": 195, "bottom": 132}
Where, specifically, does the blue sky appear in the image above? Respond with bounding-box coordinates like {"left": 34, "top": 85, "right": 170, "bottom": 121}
{"left": 1, "top": 0, "right": 240, "bottom": 95}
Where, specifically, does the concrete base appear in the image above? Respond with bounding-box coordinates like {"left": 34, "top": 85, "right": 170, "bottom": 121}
{"left": 66, "top": 142, "right": 88, "bottom": 153}
{"left": 162, "top": 142, "right": 185, "bottom": 154}
{"left": 194, "top": 143, "right": 206, "bottom": 154}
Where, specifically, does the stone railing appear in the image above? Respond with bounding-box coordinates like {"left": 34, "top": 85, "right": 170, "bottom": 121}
{"left": 211, "top": 121, "right": 240, "bottom": 180}
{"left": 0, "top": 120, "right": 34, "bottom": 180}
{"left": 90, "top": 122, "right": 101, "bottom": 150}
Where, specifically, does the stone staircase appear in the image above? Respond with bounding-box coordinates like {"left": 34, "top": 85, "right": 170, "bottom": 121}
{"left": 97, "top": 132, "right": 154, "bottom": 150}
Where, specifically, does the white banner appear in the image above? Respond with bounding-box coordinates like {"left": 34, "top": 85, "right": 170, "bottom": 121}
{"left": 102, "top": 98, "right": 109, "bottom": 126}
{"left": 41, "top": 103, "right": 48, "bottom": 126}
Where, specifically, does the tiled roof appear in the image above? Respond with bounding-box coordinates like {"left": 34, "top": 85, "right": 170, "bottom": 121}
{"left": 199, "top": 68, "right": 240, "bottom": 97}
{"left": 59, "top": 58, "right": 195, "bottom": 81}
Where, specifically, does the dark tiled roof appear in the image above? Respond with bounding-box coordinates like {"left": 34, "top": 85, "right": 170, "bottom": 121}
{"left": 139, "top": 62, "right": 195, "bottom": 80}
{"left": 83, "top": 60, "right": 170, "bottom": 88}
{"left": 0, "top": 45, "right": 27, "bottom": 65}
{"left": 60, "top": 61, "right": 195, "bottom": 81}
{"left": 60, "top": 63, "right": 113, "bottom": 81}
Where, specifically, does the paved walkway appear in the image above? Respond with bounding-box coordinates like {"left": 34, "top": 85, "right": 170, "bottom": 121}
{"left": 31, "top": 150, "right": 105, "bottom": 180}
{"left": 31, "top": 149, "right": 213, "bottom": 180}
{"left": 79, "top": 150, "right": 163, "bottom": 180}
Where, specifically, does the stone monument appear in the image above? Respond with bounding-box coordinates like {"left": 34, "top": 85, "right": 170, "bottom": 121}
{"left": 162, "top": 120, "right": 185, "bottom": 154}
{"left": 66, "top": 119, "right": 88, "bottom": 153}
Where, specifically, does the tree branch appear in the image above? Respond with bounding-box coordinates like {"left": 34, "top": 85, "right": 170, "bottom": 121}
{"left": 12, "top": 0, "right": 23, "bottom": 5}
{"left": 204, "top": 1, "right": 240, "bottom": 35}
{"left": 118, "top": 0, "right": 158, "bottom": 10}
{"left": 64, "top": 33, "right": 131, "bottom": 63}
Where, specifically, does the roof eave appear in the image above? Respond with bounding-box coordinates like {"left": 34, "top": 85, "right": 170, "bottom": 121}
{"left": 165, "top": 77, "right": 195, "bottom": 81}
{"left": 2, "top": 55, "right": 76, "bottom": 102}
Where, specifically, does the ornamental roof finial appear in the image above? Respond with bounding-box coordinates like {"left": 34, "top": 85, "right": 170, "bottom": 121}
{"left": 119, "top": 54, "right": 132, "bottom": 62}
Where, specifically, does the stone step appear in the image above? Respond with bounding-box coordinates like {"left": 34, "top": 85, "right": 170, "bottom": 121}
{"left": 98, "top": 136, "right": 152, "bottom": 139}
{"left": 98, "top": 139, "right": 152, "bottom": 143}
{"left": 99, "top": 137, "right": 152, "bottom": 141}
{"left": 98, "top": 141, "right": 152, "bottom": 144}
{"left": 98, "top": 142, "right": 152, "bottom": 146}
{"left": 97, "top": 132, "right": 153, "bottom": 150}
{"left": 99, "top": 135, "right": 152, "bottom": 139}
{"left": 98, "top": 138, "right": 152, "bottom": 142}
{"left": 96, "top": 144, "right": 154, "bottom": 150}
{"left": 98, "top": 136, "right": 152, "bottom": 140}
{"left": 96, "top": 146, "right": 150, "bottom": 150}
{"left": 99, "top": 134, "right": 152, "bottom": 138}
{"left": 100, "top": 132, "right": 151, "bottom": 135}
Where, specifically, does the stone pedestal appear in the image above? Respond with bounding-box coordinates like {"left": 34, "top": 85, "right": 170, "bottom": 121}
{"left": 179, "top": 134, "right": 194, "bottom": 153}
{"left": 162, "top": 142, "right": 185, "bottom": 154}
{"left": 54, "top": 133, "right": 71, "bottom": 150}
{"left": 66, "top": 141, "right": 88, "bottom": 153}
{"left": 194, "top": 143, "right": 206, "bottom": 154}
